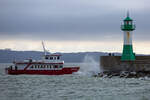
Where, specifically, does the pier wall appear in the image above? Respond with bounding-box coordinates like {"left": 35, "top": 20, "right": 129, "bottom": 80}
{"left": 100, "top": 56, "right": 150, "bottom": 72}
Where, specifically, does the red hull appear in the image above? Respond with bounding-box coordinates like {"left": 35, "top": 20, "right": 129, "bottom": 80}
{"left": 5, "top": 67, "right": 80, "bottom": 75}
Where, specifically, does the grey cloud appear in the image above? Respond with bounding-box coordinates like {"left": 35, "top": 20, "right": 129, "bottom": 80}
{"left": 0, "top": 0, "right": 150, "bottom": 41}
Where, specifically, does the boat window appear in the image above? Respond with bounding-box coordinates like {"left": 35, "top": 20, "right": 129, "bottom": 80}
{"left": 54, "top": 65, "right": 58, "bottom": 68}
{"left": 31, "top": 65, "right": 33, "bottom": 68}
{"left": 50, "top": 65, "right": 52, "bottom": 68}
{"left": 15, "top": 66, "right": 18, "bottom": 70}
{"left": 50, "top": 57, "right": 53, "bottom": 60}
{"left": 45, "top": 56, "right": 48, "bottom": 59}
{"left": 43, "top": 65, "right": 45, "bottom": 68}
{"left": 29, "top": 59, "right": 32, "bottom": 62}
{"left": 59, "top": 65, "right": 63, "bottom": 68}
{"left": 57, "top": 56, "right": 60, "bottom": 60}
{"left": 41, "top": 65, "right": 43, "bottom": 68}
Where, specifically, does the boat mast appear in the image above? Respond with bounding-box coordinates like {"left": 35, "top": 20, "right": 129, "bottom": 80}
{"left": 42, "top": 41, "right": 47, "bottom": 56}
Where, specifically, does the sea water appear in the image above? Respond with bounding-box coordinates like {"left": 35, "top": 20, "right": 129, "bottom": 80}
{"left": 1, "top": 63, "right": 150, "bottom": 100}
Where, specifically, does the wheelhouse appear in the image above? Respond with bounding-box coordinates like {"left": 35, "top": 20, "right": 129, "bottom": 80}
{"left": 44, "top": 54, "right": 61, "bottom": 60}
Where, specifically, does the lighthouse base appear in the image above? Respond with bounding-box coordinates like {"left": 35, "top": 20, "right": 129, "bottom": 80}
{"left": 121, "top": 45, "right": 135, "bottom": 61}
{"left": 99, "top": 56, "right": 150, "bottom": 78}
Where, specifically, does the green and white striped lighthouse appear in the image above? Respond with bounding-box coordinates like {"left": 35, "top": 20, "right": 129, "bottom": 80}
{"left": 121, "top": 12, "right": 136, "bottom": 61}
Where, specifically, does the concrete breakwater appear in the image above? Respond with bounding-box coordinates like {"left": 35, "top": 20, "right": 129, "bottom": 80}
{"left": 99, "top": 56, "right": 150, "bottom": 78}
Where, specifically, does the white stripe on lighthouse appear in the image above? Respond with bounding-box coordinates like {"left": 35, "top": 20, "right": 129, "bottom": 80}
{"left": 124, "top": 31, "right": 132, "bottom": 45}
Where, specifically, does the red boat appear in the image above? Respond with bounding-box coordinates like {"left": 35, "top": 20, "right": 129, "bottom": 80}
{"left": 5, "top": 42, "right": 80, "bottom": 75}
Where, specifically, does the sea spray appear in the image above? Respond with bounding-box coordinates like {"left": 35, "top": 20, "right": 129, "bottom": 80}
{"left": 75, "top": 55, "right": 100, "bottom": 76}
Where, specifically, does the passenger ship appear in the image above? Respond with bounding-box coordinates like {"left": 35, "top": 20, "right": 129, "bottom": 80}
{"left": 5, "top": 42, "right": 80, "bottom": 75}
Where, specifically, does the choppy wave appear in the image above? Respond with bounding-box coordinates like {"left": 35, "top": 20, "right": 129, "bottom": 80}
{"left": 1, "top": 63, "right": 150, "bottom": 100}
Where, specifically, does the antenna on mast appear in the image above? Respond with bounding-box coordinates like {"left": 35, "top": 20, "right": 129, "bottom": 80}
{"left": 127, "top": 10, "right": 129, "bottom": 17}
{"left": 42, "top": 41, "right": 47, "bottom": 56}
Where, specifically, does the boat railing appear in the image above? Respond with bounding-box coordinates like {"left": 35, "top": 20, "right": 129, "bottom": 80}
{"left": 43, "top": 60, "right": 64, "bottom": 63}
{"left": 63, "top": 63, "right": 80, "bottom": 67}
{"left": 7, "top": 65, "right": 14, "bottom": 70}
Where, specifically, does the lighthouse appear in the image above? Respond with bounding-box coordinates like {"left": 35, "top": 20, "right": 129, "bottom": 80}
{"left": 121, "top": 12, "right": 136, "bottom": 61}
{"left": 100, "top": 12, "right": 150, "bottom": 76}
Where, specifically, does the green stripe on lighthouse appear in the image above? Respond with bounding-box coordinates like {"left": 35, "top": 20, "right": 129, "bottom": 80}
{"left": 121, "top": 45, "right": 135, "bottom": 61}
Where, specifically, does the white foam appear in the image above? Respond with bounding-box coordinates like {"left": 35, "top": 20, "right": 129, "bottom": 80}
{"left": 75, "top": 55, "right": 101, "bottom": 76}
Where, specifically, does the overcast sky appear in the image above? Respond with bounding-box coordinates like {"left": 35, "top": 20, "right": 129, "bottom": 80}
{"left": 0, "top": 0, "right": 150, "bottom": 53}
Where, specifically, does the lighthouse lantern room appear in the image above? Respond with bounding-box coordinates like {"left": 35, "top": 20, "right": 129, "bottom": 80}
{"left": 121, "top": 12, "right": 136, "bottom": 61}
